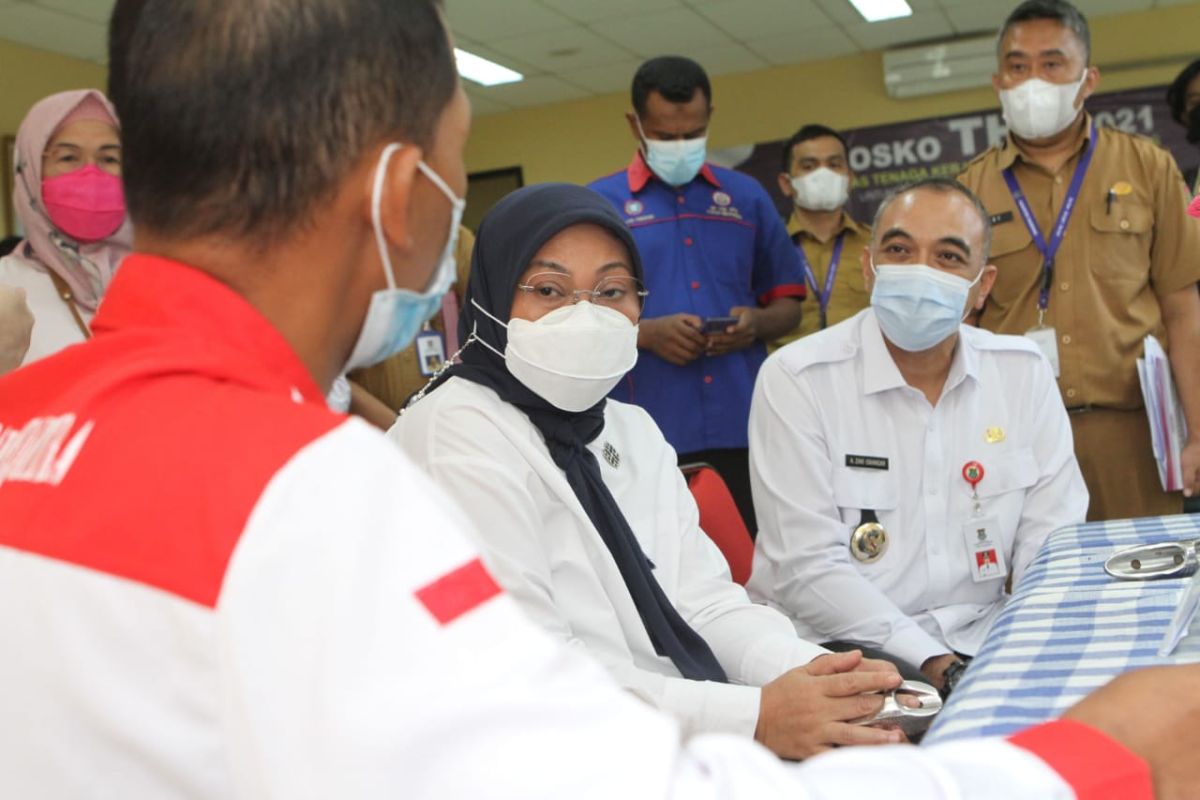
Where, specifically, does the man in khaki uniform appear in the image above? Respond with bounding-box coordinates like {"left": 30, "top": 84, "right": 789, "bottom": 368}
{"left": 958, "top": 0, "right": 1200, "bottom": 521}
{"left": 772, "top": 124, "right": 872, "bottom": 350}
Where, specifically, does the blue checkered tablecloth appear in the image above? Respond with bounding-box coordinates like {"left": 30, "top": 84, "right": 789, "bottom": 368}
{"left": 923, "top": 514, "right": 1200, "bottom": 744}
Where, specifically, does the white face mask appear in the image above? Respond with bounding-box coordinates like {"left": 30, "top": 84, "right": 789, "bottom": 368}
{"left": 999, "top": 71, "right": 1088, "bottom": 141}
{"left": 790, "top": 167, "right": 850, "bottom": 212}
{"left": 870, "top": 262, "right": 981, "bottom": 352}
{"left": 474, "top": 299, "right": 639, "bottom": 412}
{"left": 635, "top": 117, "right": 707, "bottom": 187}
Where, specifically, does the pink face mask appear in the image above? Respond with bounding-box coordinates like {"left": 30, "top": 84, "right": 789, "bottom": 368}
{"left": 41, "top": 164, "right": 126, "bottom": 243}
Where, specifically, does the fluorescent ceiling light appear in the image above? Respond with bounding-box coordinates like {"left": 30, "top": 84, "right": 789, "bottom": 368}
{"left": 847, "top": 0, "right": 913, "bottom": 23}
{"left": 454, "top": 47, "right": 523, "bottom": 87}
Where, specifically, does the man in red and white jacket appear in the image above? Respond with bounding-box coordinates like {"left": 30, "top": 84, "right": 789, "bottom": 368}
{"left": 0, "top": 1, "right": 1197, "bottom": 798}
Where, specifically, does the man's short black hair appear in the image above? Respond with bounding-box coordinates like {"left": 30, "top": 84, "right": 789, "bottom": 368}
{"left": 872, "top": 178, "right": 993, "bottom": 263}
{"left": 1167, "top": 58, "right": 1200, "bottom": 125}
{"left": 780, "top": 124, "right": 849, "bottom": 173}
{"left": 108, "top": 0, "right": 457, "bottom": 244}
{"left": 631, "top": 56, "right": 711, "bottom": 118}
{"left": 997, "top": 0, "right": 1091, "bottom": 63}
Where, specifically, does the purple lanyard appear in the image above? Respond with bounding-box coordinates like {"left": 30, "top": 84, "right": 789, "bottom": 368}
{"left": 1001, "top": 124, "right": 1097, "bottom": 319}
{"left": 796, "top": 233, "right": 845, "bottom": 329}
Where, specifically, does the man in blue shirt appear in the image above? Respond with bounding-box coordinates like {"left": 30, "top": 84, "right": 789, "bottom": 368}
{"left": 589, "top": 56, "right": 805, "bottom": 533}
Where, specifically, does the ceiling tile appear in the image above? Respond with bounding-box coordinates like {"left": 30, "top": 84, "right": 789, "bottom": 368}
{"left": 689, "top": 0, "right": 832, "bottom": 40}
{"left": 444, "top": 0, "right": 575, "bottom": 42}
{"left": 488, "top": 25, "right": 639, "bottom": 72}
{"left": 746, "top": 26, "right": 860, "bottom": 66}
{"left": 842, "top": 9, "right": 955, "bottom": 50}
{"left": 692, "top": 42, "right": 769, "bottom": 75}
{"left": 0, "top": 4, "right": 106, "bottom": 61}
{"left": 1071, "top": 0, "right": 1153, "bottom": 14}
{"left": 477, "top": 75, "right": 592, "bottom": 108}
{"left": 941, "top": 3, "right": 1008, "bottom": 34}
{"left": 463, "top": 89, "right": 514, "bottom": 117}
{"left": 588, "top": 7, "right": 732, "bottom": 58}
{"left": 35, "top": 0, "right": 114, "bottom": 24}
{"left": 542, "top": 0, "right": 683, "bottom": 23}
{"left": 811, "top": 0, "right": 867, "bottom": 25}
{"left": 556, "top": 60, "right": 644, "bottom": 94}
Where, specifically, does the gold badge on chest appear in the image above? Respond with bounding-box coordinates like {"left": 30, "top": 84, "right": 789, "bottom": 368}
{"left": 850, "top": 509, "right": 888, "bottom": 563}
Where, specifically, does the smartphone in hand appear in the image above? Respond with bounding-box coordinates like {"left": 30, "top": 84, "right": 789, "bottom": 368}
{"left": 700, "top": 316, "right": 739, "bottom": 334}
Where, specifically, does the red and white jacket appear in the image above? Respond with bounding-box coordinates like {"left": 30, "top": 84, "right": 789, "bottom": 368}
{"left": 0, "top": 255, "right": 1151, "bottom": 799}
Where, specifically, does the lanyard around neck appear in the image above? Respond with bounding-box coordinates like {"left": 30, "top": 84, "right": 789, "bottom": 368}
{"left": 1001, "top": 123, "right": 1097, "bottom": 322}
{"left": 46, "top": 270, "right": 92, "bottom": 341}
{"left": 796, "top": 232, "right": 845, "bottom": 329}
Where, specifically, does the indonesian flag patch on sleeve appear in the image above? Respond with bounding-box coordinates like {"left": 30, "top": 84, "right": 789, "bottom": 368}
{"left": 415, "top": 558, "right": 503, "bottom": 625}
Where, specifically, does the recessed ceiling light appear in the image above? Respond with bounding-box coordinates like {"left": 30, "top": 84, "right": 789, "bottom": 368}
{"left": 454, "top": 47, "right": 523, "bottom": 87}
{"left": 847, "top": 0, "right": 913, "bottom": 23}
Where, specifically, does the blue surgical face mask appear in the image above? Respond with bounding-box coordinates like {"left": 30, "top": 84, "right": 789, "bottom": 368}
{"left": 870, "top": 262, "right": 981, "bottom": 352}
{"left": 344, "top": 142, "right": 466, "bottom": 372}
{"left": 636, "top": 117, "right": 707, "bottom": 187}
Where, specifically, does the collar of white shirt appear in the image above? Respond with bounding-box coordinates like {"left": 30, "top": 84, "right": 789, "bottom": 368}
{"left": 860, "top": 309, "right": 981, "bottom": 398}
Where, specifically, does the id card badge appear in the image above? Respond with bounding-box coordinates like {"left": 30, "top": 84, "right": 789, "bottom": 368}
{"left": 415, "top": 329, "right": 447, "bottom": 377}
{"left": 1025, "top": 326, "right": 1060, "bottom": 378}
{"left": 963, "top": 515, "right": 1007, "bottom": 583}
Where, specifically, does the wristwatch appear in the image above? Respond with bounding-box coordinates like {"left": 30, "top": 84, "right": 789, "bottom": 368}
{"left": 941, "top": 659, "right": 968, "bottom": 699}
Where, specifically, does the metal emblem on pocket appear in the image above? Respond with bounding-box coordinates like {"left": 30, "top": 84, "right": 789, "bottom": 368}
{"left": 851, "top": 509, "right": 888, "bottom": 563}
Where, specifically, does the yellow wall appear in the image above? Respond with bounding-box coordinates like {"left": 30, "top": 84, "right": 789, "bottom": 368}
{"left": 0, "top": 38, "right": 106, "bottom": 135}
{"left": 464, "top": 2, "right": 1200, "bottom": 187}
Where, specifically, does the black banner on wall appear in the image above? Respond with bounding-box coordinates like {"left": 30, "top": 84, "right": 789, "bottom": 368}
{"left": 735, "top": 85, "right": 1196, "bottom": 224}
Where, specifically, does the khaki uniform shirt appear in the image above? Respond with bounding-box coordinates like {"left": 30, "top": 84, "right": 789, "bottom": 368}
{"left": 958, "top": 115, "right": 1200, "bottom": 409}
{"left": 349, "top": 226, "right": 475, "bottom": 411}
{"left": 770, "top": 212, "right": 872, "bottom": 350}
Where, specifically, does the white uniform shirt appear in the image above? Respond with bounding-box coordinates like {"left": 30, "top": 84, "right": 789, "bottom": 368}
{"left": 747, "top": 309, "right": 1087, "bottom": 670}
{"left": 0, "top": 252, "right": 91, "bottom": 366}
{"left": 391, "top": 376, "right": 828, "bottom": 739}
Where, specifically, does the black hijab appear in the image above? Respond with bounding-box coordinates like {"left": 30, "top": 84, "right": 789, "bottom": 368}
{"left": 434, "top": 183, "right": 727, "bottom": 683}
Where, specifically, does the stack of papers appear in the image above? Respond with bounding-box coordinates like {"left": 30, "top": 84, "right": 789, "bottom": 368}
{"left": 1137, "top": 335, "right": 1189, "bottom": 492}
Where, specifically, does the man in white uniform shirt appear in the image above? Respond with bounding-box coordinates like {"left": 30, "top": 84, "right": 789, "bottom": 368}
{"left": 748, "top": 178, "right": 1087, "bottom": 695}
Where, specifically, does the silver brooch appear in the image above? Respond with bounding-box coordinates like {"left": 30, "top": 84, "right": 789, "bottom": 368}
{"left": 602, "top": 442, "right": 620, "bottom": 469}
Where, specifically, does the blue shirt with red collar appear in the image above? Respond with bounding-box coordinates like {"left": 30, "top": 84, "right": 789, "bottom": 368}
{"left": 588, "top": 152, "right": 805, "bottom": 454}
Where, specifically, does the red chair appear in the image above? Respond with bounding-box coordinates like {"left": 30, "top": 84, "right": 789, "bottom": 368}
{"left": 681, "top": 463, "right": 754, "bottom": 585}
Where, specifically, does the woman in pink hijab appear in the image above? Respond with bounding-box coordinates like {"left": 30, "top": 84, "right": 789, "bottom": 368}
{"left": 0, "top": 89, "right": 132, "bottom": 367}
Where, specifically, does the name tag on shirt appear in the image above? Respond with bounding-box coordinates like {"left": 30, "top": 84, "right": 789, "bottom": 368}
{"left": 416, "top": 330, "right": 447, "bottom": 377}
{"left": 963, "top": 515, "right": 1007, "bottom": 583}
{"left": 1025, "top": 326, "right": 1061, "bottom": 378}
{"left": 846, "top": 454, "right": 889, "bottom": 470}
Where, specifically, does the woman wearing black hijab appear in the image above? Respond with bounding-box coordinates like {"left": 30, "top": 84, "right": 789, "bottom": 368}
{"left": 389, "top": 183, "right": 902, "bottom": 759}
